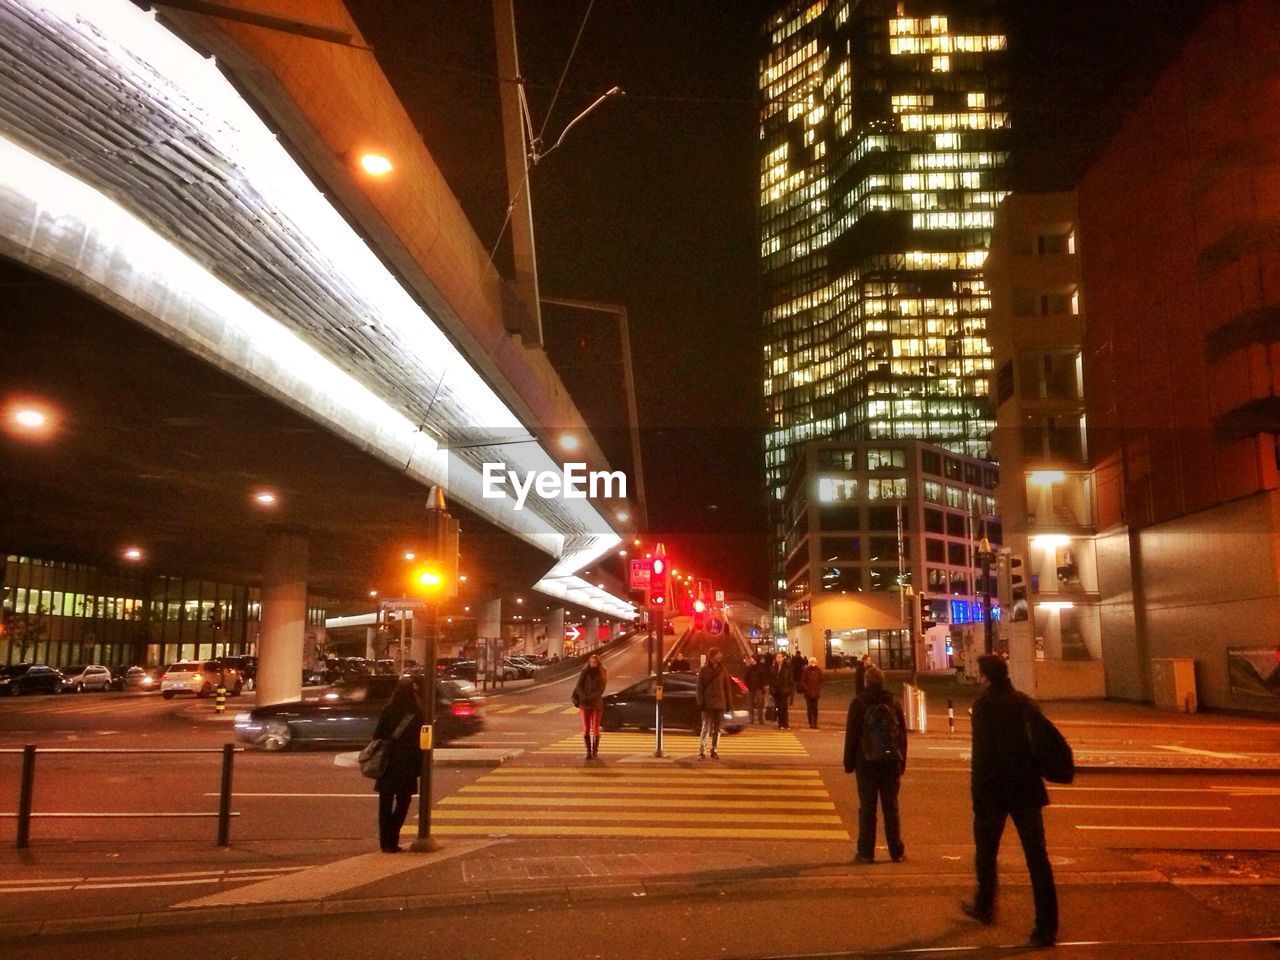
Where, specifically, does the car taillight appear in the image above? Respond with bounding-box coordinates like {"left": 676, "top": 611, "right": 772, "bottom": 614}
{"left": 451, "top": 702, "right": 475, "bottom": 718}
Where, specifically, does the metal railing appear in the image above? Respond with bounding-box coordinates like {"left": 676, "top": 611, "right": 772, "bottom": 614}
{"left": 2, "top": 744, "right": 240, "bottom": 848}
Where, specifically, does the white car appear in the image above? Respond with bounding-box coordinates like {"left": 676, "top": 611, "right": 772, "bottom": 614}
{"left": 160, "top": 660, "right": 242, "bottom": 699}
{"left": 62, "top": 664, "right": 113, "bottom": 692}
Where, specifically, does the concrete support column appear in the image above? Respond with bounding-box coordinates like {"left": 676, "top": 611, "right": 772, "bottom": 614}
{"left": 257, "top": 528, "right": 309, "bottom": 707}
{"left": 586, "top": 616, "right": 599, "bottom": 652}
{"left": 365, "top": 626, "right": 377, "bottom": 660}
{"left": 547, "top": 608, "right": 565, "bottom": 658}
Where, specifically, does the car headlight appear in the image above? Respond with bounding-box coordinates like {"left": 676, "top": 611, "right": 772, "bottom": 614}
{"left": 232, "top": 713, "right": 253, "bottom": 728}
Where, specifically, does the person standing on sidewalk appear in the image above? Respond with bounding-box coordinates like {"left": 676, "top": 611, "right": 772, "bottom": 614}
{"left": 961, "top": 654, "right": 1059, "bottom": 949}
{"left": 800, "top": 657, "right": 824, "bottom": 729}
{"left": 745, "top": 654, "right": 768, "bottom": 724}
{"left": 843, "top": 664, "right": 907, "bottom": 863}
{"left": 696, "top": 646, "right": 734, "bottom": 760}
{"left": 770, "top": 652, "right": 794, "bottom": 730}
{"left": 854, "top": 653, "right": 870, "bottom": 695}
{"left": 373, "top": 677, "right": 423, "bottom": 853}
{"left": 790, "top": 649, "right": 806, "bottom": 705}
{"left": 571, "top": 653, "right": 608, "bottom": 760}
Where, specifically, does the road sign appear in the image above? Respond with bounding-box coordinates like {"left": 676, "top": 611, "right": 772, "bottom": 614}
{"left": 714, "top": 590, "right": 724, "bottom": 602}
{"left": 706, "top": 616, "right": 724, "bottom": 636}
{"left": 629, "top": 559, "right": 652, "bottom": 591}
{"left": 380, "top": 597, "right": 428, "bottom": 611}
{"left": 565, "top": 624, "right": 583, "bottom": 643}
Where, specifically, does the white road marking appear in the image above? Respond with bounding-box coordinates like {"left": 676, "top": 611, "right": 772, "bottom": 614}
{"left": 1154, "top": 744, "right": 1249, "bottom": 759}
{"left": 1049, "top": 804, "right": 1230, "bottom": 811}
{"left": 1076, "top": 825, "right": 1280, "bottom": 833}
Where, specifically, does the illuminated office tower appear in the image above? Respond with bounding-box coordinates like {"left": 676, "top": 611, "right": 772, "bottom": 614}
{"left": 760, "top": 1, "right": 1009, "bottom": 635}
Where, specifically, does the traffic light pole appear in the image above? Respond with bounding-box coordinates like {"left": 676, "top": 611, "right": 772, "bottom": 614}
{"left": 652, "top": 604, "right": 664, "bottom": 758}
{"left": 979, "top": 542, "right": 994, "bottom": 655}
{"left": 411, "top": 601, "right": 439, "bottom": 852}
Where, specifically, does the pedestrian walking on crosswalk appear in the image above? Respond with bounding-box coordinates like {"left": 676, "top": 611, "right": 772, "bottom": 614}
{"left": 571, "top": 654, "right": 608, "bottom": 760}
{"left": 696, "top": 647, "right": 734, "bottom": 760}
{"left": 800, "top": 657, "right": 824, "bottom": 729}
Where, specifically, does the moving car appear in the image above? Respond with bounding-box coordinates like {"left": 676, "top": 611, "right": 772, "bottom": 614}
{"left": 111, "top": 665, "right": 159, "bottom": 691}
{"left": 61, "top": 664, "right": 113, "bottom": 692}
{"left": 160, "top": 660, "right": 243, "bottom": 699}
{"left": 233, "top": 675, "right": 483, "bottom": 751}
{"left": 0, "top": 664, "right": 65, "bottom": 695}
{"left": 601, "top": 671, "right": 750, "bottom": 734}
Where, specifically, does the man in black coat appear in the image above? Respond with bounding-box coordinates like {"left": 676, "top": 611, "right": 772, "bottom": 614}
{"left": 843, "top": 664, "right": 907, "bottom": 863}
{"left": 961, "top": 654, "right": 1059, "bottom": 948}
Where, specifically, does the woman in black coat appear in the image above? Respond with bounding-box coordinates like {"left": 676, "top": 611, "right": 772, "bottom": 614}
{"left": 372, "top": 678, "right": 423, "bottom": 853}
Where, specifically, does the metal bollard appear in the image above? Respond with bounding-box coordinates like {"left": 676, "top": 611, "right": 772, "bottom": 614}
{"left": 214, "top": 685, "right": 226, "bottom": 714}
{"left": 947, "top": 698, "right": 955, "bottom": 736}
{"left": 216, "top": 743, "right": 235, "bottom": 847}
{"left": 16, "top": 744, "right": 35, "bottom": 849}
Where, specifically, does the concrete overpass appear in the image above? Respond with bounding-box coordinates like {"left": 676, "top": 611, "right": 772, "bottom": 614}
{"left": 0, "top": 0, "right": 636, "bottom": 699}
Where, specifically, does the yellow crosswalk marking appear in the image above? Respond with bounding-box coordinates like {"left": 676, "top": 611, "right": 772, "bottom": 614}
{"left": 529, "top": 704, "right": 562, "bottom": 714}
{"left": 538, "top": 732, "right": 809, "bottom": 756}
{"left": 432, "top": 824, "right": 849, "bottom": 841}
{"left": 438, "top": 795, "right": 834, "bottom": 810}
{"left": 433, "top": 809, "right": 844, "bottom": 824}
{"left": 435, "top": 758, "right": 848, "bottom": 841}
{"left": 460, "top": 784, "right": 829, "bottom": 797}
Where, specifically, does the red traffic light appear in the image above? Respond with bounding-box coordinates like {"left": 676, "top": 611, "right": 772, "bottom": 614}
{"left": 692, "top": 599, "right": 706, "bottom": 613}
{"left": 652, "top": 557, "right": 665, "bottom": 576}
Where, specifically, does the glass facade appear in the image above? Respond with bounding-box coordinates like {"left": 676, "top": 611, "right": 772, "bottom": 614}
{"left": 760, "top": 0, "right": 1009, "bottom": 630}
{"left": 1, "top": 555, "right": 326, "bottom": 670}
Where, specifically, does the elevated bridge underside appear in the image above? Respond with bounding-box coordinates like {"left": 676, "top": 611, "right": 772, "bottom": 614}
{"left": 0, "top": 0, "right": 633, "bottom": 619}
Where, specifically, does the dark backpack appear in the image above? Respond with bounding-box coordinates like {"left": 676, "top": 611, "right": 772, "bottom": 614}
{"left": 1026, "top": 706, "right": 1075, "bottom": 784}
{"left": 860, "top": 701, "right": 902, "bottom": 765}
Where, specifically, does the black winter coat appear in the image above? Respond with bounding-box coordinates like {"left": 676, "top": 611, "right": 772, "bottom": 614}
{"left": 372, "top": 694, "right": 423, "bottom": 795}
{"left": 843, "top": 686, "right": 908, "bottom": 774}
{"left": 970, "top": 679, "right": 1050, "bottom": 813}
{"left": 769, "top": 663, "right": 794, "bottom": 697}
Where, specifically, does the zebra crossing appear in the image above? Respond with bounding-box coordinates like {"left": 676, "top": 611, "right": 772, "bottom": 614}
{"left": 537, "top": 730, "right": 810, "bottom": 759}
{"left": 432, "top": 765, "right": 849, "bottom": 841}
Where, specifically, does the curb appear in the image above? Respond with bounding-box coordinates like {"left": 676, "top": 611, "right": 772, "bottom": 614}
{"left": 334, "top": 749, "right": 522, "bottom": 769}
{"left": 0, "top": 867, "right": 1176, "bottom": 942}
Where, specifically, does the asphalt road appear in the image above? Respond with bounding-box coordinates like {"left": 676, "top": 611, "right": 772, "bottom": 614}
{"left": 0, "top": 636, "right": 1277, "bottom": 957}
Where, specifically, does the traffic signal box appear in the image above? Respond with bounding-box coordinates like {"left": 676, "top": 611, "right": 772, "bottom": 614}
{"left": 646, "top": 543, "right": 672, "bottom": 609}
{"left": 996, "top": 551, "right": 1028, "bottom": 622}
{"left": 411, "top": 503, "right": 460, "bottom": 600}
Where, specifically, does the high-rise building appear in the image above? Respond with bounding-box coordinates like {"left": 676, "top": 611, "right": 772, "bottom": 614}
{"left": 759, "top": 1, "right": 1010, "bottom": 635}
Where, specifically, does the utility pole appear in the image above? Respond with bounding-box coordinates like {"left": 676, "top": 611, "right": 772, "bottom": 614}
{"left": 493, "top": 0, "right": 543, "bottom": 346}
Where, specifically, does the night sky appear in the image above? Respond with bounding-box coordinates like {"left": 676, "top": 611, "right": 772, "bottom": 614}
{"left": 341, "top": 0, "right": 1216, "bottom": 601}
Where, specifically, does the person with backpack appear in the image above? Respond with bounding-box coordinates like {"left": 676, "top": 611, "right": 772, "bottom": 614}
{"left": 960, "top": 654, "right": 1061, "bottom": 949}
{"left": 843, "top": 663, "right": 907, "bottom": 863}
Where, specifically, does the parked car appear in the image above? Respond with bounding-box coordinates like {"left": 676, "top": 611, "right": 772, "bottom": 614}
{"left": 233, "top": 675, "right": 483, "bottom": 751}
{"left": 160, "top": 660, "right": 243, "bottom": 699}
{"left": 504, "top": 657, "right": 541, "bottom": 678}
{"left": 61, "top": 664, "right": 113, "bottom": 692}
{"left": 110, "top": 665, "right": 159, "bottom": 691}
{"left": 601, "top": 671, "right": 749, "bottom": 734}
{"left": 0, "top": 664, "right": 65, "bottom": 696}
